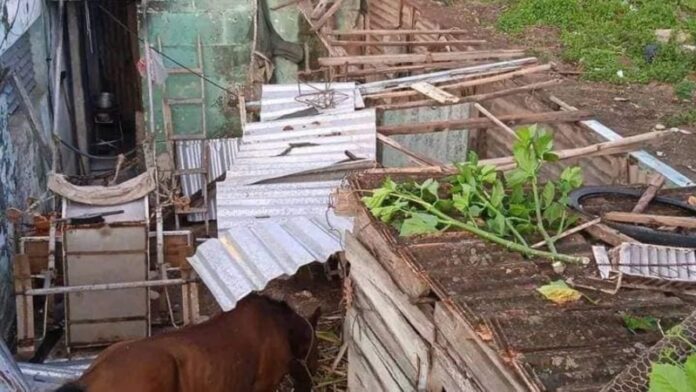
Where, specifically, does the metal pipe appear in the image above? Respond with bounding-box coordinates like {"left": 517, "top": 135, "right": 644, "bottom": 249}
{"left": 25, "top": 279, "right": 190, "bottom": 296}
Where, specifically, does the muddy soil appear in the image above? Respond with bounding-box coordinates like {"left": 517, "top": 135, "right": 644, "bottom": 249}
{"left": 413, "top": 0, "right": 696, "bottom": 181}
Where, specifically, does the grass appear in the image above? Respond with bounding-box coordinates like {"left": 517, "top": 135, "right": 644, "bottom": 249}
{"left": 496, "top": 0, "right": 696, "bottom": 84}
{"left": 663, "top": 108, "right": 696, "bottom": 127}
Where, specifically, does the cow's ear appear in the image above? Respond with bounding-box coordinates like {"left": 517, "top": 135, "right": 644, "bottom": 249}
{"left": 308, "top": 306, "right": 321, "bottom": 329}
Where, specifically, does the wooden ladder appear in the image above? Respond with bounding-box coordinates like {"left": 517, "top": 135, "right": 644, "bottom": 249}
{"left": 159, "top": 35, "right": 210, "bottom": 234}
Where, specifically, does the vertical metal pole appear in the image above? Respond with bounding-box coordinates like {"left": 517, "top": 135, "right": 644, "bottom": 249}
{"left": 50, "top": 0, "right": 65, "bottom": 173}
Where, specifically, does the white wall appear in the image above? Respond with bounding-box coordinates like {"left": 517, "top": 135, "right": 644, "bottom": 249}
{"left": 0, "top": 0, "right": 42, "bottom": 55}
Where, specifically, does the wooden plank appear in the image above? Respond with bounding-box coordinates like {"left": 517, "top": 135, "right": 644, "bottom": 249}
{"left": 584, "top": 223, "right": 637, "bottom": 247}
{"left": 346, "top": 232, "right": 435, "bottom": 342}
{"left": 376, "top": 79, "right": 561, "bottom": 111}
{"left": 410, "top": 82, "right": 460, "bottom": 104}
{"left": 352, "top": 211, "right": 431, "bottom": 298}
{"left": 428, "top": 344, "right": 479, "bottom": 392}
{"left": 13, "top": 254, "right": 34, "bottom": 358}
{"left": 329, "top": 39, "right": 486, "bottom": 47}
{"left": 345, "top": 307, "right": 414, "bottom": 391}
{"left": 328, "top": 29, "right": 475, "bottom": 36}
{"left": 67, "top": 2, "right": 90, "bottom": 174}
{"left": 474, "top": 103, "right": 517, "bottom": 138}
{"left": 348, "top": 345, "right": 386, "bottom": 392}
{"left": 531, "top": 218, "right": 601, "bottom": 249}
{"left": 549, "top": 95, "right": 695, "bottom": 187}
{"left": 434, "top": 302, "right": 525, "bottom": 392}
{"left": 351, "top": 272, "right": 430, "bottom": 387}
{"left": 366, "top": 64, "right": 552, "bottom": 101}
{"left": 632, "top": 174, "right": 666, "bottom": 213}
{"left": 378, "top": 110, "right": 593, "bottom": 136}
{"left": 318, "top": 49, "right": 526, "bottom": 66}
{"left": 312, "top": 0, "right": 346, "bottom": 31}
{"left": 377, "top": 134, "right": 443, "bottom": 166}
{"left": 603, "top": 212, "right": 696, "bottom": 229}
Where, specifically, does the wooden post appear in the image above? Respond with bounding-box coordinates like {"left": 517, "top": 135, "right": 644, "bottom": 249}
{"left": 13, "top": 255, "right": 34, "bottom": 359}
{"left": 66, "top": 2, "right": 91, "bottom": 175}
{"left": 180, "top": 258, "right": 199, "bottom": 325}
{"left": 632, "top": 174, "right": 666, "bottom": 213}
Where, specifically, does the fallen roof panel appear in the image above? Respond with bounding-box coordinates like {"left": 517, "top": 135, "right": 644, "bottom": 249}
{"left": 189, "top": 214, "right": 347, "bottom": 312}
{"left": 260, "top": 82, "right": 364, "bottom": 122}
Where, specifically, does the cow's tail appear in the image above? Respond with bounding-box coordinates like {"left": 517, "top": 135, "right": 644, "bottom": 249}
{"left": 54, "top": 383, "right": 86, "bottom": 392}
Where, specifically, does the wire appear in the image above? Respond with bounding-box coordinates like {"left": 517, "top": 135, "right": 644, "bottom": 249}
{"left": 56, "top": 135, "right": 138, "bottom": 160}
{"left": 96, "top": 4, "right": 237, "bottom": 95}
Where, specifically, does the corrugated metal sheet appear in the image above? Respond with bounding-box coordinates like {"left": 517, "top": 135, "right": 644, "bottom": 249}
{"left": 608, "top": 243, "right": 696, "bottom": 282}
{"left": 260, "top": 82, "right": 364, "bottom": 121}
{"left": 19, "top": 360, "right": 89, "bottom": 392}
{"left": 0, "top": 338, "right": 31, "bottom": 392}
{"left": 175, "top": 138, "right": 239, "bottom": 221}
{"left": 190, "top": 213, "right": 349, "bottom": 311}
{"left": 188, "top": 107, "right": 376, "bottom": 311}
{"left": 227, "top": 109, "right": 376, "bottom": 185}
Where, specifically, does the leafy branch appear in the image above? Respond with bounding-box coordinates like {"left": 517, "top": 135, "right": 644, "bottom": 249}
{"left": 363, "top": 125, "right": 588, "bottom": 265}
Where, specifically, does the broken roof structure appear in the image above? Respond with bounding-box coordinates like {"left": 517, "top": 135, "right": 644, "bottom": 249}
{"left": 188, "top": 83, "right": 375, "bottom": 311}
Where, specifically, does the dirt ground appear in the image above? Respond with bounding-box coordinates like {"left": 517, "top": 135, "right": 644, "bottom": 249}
{"left": 414, "top": 0, "right": 696, "bottom": 181}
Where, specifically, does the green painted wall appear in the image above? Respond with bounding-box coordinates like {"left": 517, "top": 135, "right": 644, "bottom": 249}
{"left": 142, "top": 0, "right": 254, "bottom": 150}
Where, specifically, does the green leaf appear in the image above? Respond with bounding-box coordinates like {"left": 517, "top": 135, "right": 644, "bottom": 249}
{"left": 509, "top": 204, "right": 531, "bottom": 219}
{"left": 533, "top": 131, "right": 554, "bottom": 155}
{"left": 400, "top": 213, "right": 439, "bottom": 237}
{"left": 506, "top": 168, "right": 529, "bottom": 188}
{"left": 420, "top": 179, "right": 440, "bottom": 198}
{"left": 487, "top": 213, "right": 506, "bottom": 236}
{"left": 537, "top": 280, "right": 582, "bottom": 304}
{"left": 543, "top": 152, "right": 560, "bottom": 162}
{"left": 469, "top": 205, "right": 483, "bottom": 218}
{"left": 490, "top": 182, "right": 505, "bottom": 209}
{"left": 370, "top": 201, "right": 407, "bottom": 223}
{"left": 684, "top": 355, "right": 696, "bottom": 389}
{"left": 649, "top": 363, "right": 692, "bottom": 392}
{"left": 542, "top": 182, "right": 556, "bottom": 208}
{"left": 543, "top": 202, "right": 565, "bottom": 225}
{"left": 509, "top": 184, "right": 526, "bottom": 204}
{"left": 622, "top": 314, "right": 658, "bottom": 333}
{"left": 467, "top": 151, "right": 479, "bottom": 165}
{"left": 479, "top": 165, "right": 498, "bottom": 184}
{"left": 560, "top": 166, "right": 584, "bottom": 189}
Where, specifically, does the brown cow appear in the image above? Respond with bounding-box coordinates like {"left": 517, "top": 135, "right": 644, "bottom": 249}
{"left": 56, "top": 294, "right": 320, "bottom": 392}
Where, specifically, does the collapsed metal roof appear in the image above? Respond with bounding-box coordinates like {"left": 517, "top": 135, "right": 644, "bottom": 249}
{"left": 188, "top": 86, "right": 375, "bottom": 311}
{"left": 260, "top": 82, "right": 365, "bottom": 121}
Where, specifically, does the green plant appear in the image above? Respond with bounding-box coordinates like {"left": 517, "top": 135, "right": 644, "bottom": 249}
{"left": 362, "top": 125, "right": 587, "bottom": 264}
{"left": 622, "top": 313, "right": 659, "bottom": 334}
{"left": 663, "top": 109, "right": 696, "bottom": 127}
{"left": 497, "top": 0, "right": 696, "bottom": 84}
{"left": 676, "top": 80, "right": 696, "bottom": 100}
{"left": 649, "top": 326, "right": 696, "bottom": 392}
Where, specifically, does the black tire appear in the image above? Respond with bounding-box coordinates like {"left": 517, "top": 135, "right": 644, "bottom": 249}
{"left": 568, "top": 186, "right": 696, "bottom": 248}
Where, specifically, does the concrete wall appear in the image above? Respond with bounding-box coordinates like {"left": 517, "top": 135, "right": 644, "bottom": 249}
{"left": 380, "top": 104, "right": 471, "bottom": 167}
{"left": 142, "top": 0, "right": 254, "bottom": 155}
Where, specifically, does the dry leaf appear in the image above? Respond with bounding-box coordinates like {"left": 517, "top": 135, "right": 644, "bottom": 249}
{"left": 689, "top": 196, "right": 696, "bottom": 207}
{"left": 537, "top": 280, "right": 583, "bottom": 305}
{"left": 475, "top": 324, "right": 493, "bottom": 342}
